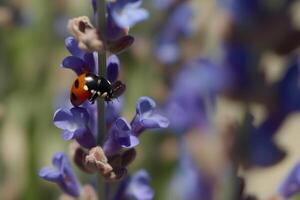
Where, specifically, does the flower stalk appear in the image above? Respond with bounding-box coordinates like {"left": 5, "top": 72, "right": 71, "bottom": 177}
{"left": 97, "top": 0, "right": 107, "bottom": 198}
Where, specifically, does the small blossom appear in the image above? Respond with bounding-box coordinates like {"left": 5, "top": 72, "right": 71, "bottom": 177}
{"left": 155, "top": 3, "right": 194, "bottom": 64}
{"left": 106, "top": 54, "right": 120, "bottom": 83}
{"left": 39, "top": 152, "right": 81, "bottom": 197}
{"left": 278, "top": 161, "right": 300, "bottom": 198}
{"left": 125, "top": 170, "right": 155, "bottom": 200}
{"left": 164, "top": 59, "right": 228, "bottom": 132}
{"left": 131, "top": 96, "right": 169, "bottom": 136}
{"left": 62, "top": 37, "right": 96, "bottom": 75}
{"left": 53, "top": 107, "right": 96, "bottom": 149}
{"left": 108, "top": 0, "right": 149, "bottom": 29}
{"left": 115, "top": 169, "right": 154, "bottom": 200}
{"left": 68, "top": 16, "right": 103, "bottom": 52}
{"left": 103, "top": 117, "right": 139, "bottom": 155}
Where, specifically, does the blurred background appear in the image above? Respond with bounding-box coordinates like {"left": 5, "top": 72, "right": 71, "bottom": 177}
{"left": 2, "top": 0, "right": 300, "bottom": 199}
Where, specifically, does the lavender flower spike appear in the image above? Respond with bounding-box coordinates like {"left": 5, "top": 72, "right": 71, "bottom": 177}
{"left": 104, "top": 117, "right": 139, "bottom": 155}
{"left": 109, "top": 0, "right": 149, "bottom": 29}
{"left": 39, "top": 152, "right": 81, "bottom": 197}
{"left": 131, "top": 96, "right": 169, "bottom": 136}
{"left": 53, "top": 107, "right": 96, "bottom": 149}
{"left": 278, "top": 161, "right": 300, "bottom": 198}
{"left": 125, "top": 170, "right": 154, "bottom": 200}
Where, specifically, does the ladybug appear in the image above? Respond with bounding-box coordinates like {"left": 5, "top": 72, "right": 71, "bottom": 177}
{"left": 70, "top": 73, "right": 126, "bottom": 106}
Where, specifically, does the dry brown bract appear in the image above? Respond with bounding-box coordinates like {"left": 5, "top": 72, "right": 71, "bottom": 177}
{"left": 68, "top": 16, "right": 103, "bottom": 52}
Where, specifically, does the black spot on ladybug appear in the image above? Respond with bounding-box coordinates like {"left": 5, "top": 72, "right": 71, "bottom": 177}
{"left": 71, "top": 92, "right": 77, "bottom": 100}
{"left": 74, "top": 79, "right": 79, "bottom": 88}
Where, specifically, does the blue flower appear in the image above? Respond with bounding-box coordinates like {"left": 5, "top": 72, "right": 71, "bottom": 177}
{"left": 104, "top": 97, "right": 169, "bottom": 155}
{"left": 108, "top": 0, "right": 149, "bottom": 29}
{"left": 125, "top": 170, "right": 155, "bottom": 200}
{"left": 237, "top": 113, "right": 285, "bottom": 167}
{"left": 167, "top": 143, "right": 213, "bottom": 200}
{"left": 53, "top": 107, "right": 96, "bottom": 149}
{"left": 103, "top": 117, "right": 139, "bottom": 155}
{"left": 164, "top": 58, "right": 228, "bottom": 133}
{"left": 115, "top": 170, "right": 154, "bottom": 200}
{"left": 38, "top": 152, "right": 81, "bottom": 197}
{"left": 278, "top": 58, "right": 300, "bottom": 116}
{"left": 106, "top": 54, "right": 120, "bottom": 83}
{"left": 131, "top": 96, "right": 169, "bottom": 136}
{"left": 152, "top": 0, "right": 176, "bottom": 10}
{"left": 278, "top": 161, "right": 300, "bottom": 198}
{"left": 155, "top": 3, "right": 194, "bottom": 64}
{"left": 62, "top": 37, "right": 96, "bottom": 75}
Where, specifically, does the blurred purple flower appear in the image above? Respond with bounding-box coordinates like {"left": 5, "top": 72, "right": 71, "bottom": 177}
{"left": 278, "top": 58, "right": 300, "bottom": 116}
{"left": 131, "top": 96, "right": 169, "bottom": 136}
{"left": 115, "top": 170, "right": 154, "bottom": 200}
{"left": 39, "top": 152, "right": 81, "bottom": 197}
{"left": 53, "top": 107, "right": 96, "bottom": 149}
{"left": 108, "top": 0, "right": 149, "bottom": 29}
{"left": 278, "top": 161, "right": 300, "bottom": 198}
{"left": 152, "top": 0, "right": 176, "bottom": 10}
{"left": 167, "top": 143, "right": 213, "bottom": 200}
{"left": 165, "top": 58, "right": 228, "bottom": 132}
{"left": 236, "top": 113, "right": 285, "bottom": 168}
{"left": 155, "top": 3, "right": 194, "bottom": 64}
{"left": 125, "top": 170, "right": 155, "bottom": 200}
{"left": 103, "top": 117, "right": 139, "bottom": 155}
{"left": 62, "top": 37, "right": 96, "bottom": 75}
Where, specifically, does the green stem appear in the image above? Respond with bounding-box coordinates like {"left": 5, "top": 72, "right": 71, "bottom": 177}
{"left": 96, "top": 0, "right": 107, "bottom": 199}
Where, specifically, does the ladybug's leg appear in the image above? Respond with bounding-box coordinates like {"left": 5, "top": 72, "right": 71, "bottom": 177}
{"left": 89, "top": 90, "right": 98, "bottom": 104}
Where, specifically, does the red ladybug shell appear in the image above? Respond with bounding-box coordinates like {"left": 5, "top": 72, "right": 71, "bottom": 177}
{"left": 70, "top": 74, "right": 92, "bottom": 106}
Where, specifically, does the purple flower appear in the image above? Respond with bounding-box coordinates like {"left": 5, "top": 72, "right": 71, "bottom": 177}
{"left": 53, "top": 107, "right": 96, "bottom": 149}
{"left": 131, "top": 96, "right": 169, "bottom": 136}
{"left": 278, "top": 58, "right": 300, "bottom": 116}
{"left": 278, "top": 161, "right": 300, "bottom": 198}
{"left": 152, "top": 0, "right": 177, "bottom": 10}
{"left": 236, "top": 113, "right": 285, "bottom": 168}
{"left": 155, "top": 3, "right": 194, "bottom": 64}
{"left": 103, "top": 117, "right": 139, "bottom": 155}
{"left": 106, "top": 97, "right": 124, "bottom": 127}
{"left": 62, "top": 37, "right": 96, "bottom": 75}
{"left": 115, "top": 170, "right": 154, "bottom": 200}
{"left": 108, "top": 0, "right": 149, "bottom": 29}
{"left": 125, "top": 170, "right": 155, "bottom": 200}
{"left": 107, "top": 54, "right": 120, "bottom": 83}
{"left": 164, "top": 58, "right": 228, "bottom": 133}
{"left": 39, "top": 152, "right": 81, "bottom": 197}
{"left": 167, "top": 143, "right": 213, "bottom": 200}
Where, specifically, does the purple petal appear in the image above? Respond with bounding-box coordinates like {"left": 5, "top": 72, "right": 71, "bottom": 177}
{"left": 39, "top": 152, "right": 81, "bottom": 197}
{"left": 65, "top": 37, "right": 84, "bottom": 58}
{"left": 141, "top": 115, "right": 169, "bottom": 129}
{"left": 126, "top": 170, "right": 154, "bottom": 200}
{"left": 70, "top": 107, "right": 89, "bottom": 125}
{"left": 136, "top": 96, "right": 156, "bottom": 115}
{"left": 53, "top": 109, "right": 73, "bottom": 130}
{"left": 61, "top": 56, "right": 85, "bottom": 75}
{"left": 83, "top": 53, "right": 96, "bottom": 73}
{"left": 279, "top": 161, "right": 300, "bottom": 198}
{"left": 63, "top": 130, "right": 76, "bottom": 140}
{"left": 38, "top": 167, "right": 62, "bottom": 182}
{"left": 74, "top": 128, "right": 96, "bottom": 149}
{"left": 106, "top": 54, "right": 120, "bottom": 82}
